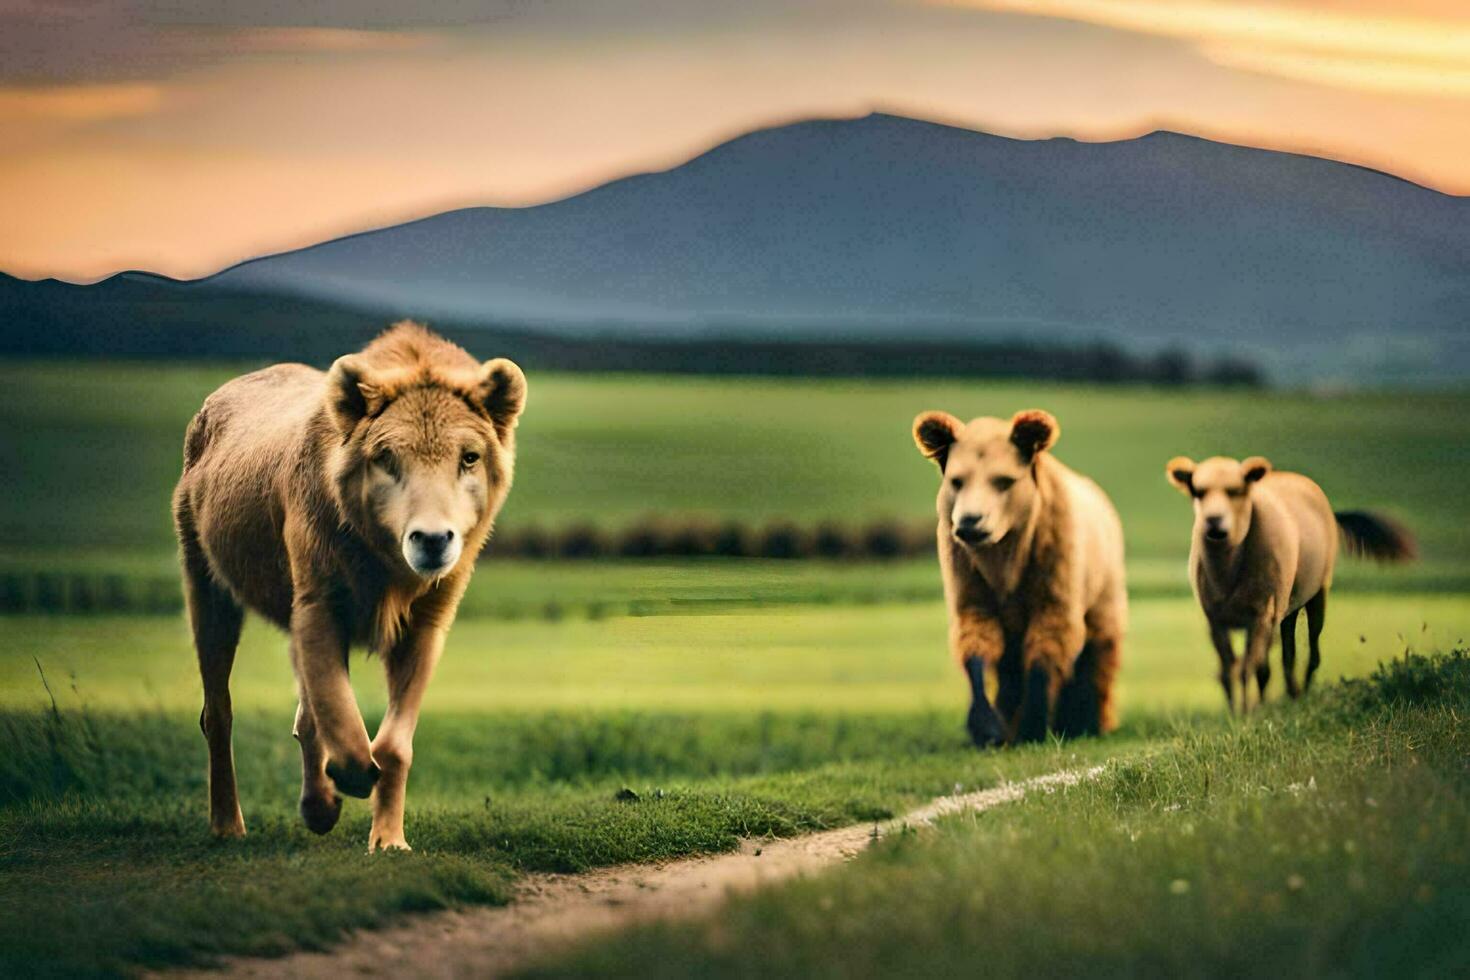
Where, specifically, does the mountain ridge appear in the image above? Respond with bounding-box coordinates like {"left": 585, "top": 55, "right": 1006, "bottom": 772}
{"left": 24, "top": 112, "right": 1464, "bottom": 289}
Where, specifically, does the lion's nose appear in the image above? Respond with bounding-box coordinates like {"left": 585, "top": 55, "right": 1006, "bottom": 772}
{"left": 954, "top": 515, "right": 990, "bottom": 544}
{"left": 408, "top": 528, "right": 454, "bottom": 556}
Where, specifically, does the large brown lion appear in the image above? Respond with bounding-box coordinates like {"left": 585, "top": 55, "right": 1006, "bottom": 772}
{"left": 172, "top": 321, "right": 526, "bottom": 850}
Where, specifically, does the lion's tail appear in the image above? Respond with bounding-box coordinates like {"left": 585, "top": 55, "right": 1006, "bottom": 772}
{"left": 1334, "top": 510, "right": 1418, "bottom": 563}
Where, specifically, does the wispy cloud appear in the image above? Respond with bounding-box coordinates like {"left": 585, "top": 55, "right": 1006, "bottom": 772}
{"left": 1201, "top": 44, "right": 1470, "bottom": 96}
{"left": 0, "top": 6, "right": 447, "bottom": 85}
{"left": 183, "top": 26, "right": 441, "bottom": 55}
{"left": 0, "top": 24, "right": 427, "bottom": 124}
{"left": 929, "top": 0, "right": 1470, "bottom": 95}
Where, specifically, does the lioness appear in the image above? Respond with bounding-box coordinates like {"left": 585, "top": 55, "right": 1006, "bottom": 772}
{"left": 913, "top": 409, "right": 1126, "bottom": 746}
{"left": 1166, "top": 456, "right": 1415, "bottom": 713}
{"left": 173, "top": 322, "right": 526, "bottom": 850}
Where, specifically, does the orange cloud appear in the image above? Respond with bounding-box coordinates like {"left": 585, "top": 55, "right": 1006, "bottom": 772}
{"left": 1201, "top": 43, "right": 1470, "bottom": 96}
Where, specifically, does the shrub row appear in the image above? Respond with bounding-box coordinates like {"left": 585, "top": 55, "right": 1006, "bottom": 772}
{"left": 0, "top": 573, "right": 182, "bottom": 616}
{"left": 487, "top": 518, "right": 935, "bottom": 561}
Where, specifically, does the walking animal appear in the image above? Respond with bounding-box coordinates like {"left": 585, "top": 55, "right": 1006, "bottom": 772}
{"left": 913, "top": 408, "right": 1126, "bottom": 747}
{"left": 173, "top": 322, "right": 526, "bottom": 850}
{"left": 1165, "top": 455, "right": 1416, "bottom": 713}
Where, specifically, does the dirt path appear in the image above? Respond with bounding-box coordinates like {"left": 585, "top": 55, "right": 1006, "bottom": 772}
{"left": 172, "top": 767, "right": 1100, "bottom": 979}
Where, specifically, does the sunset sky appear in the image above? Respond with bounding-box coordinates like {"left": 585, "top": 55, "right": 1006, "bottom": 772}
{"left": 3, "top": 0, "right": 1468, "bottom": 282}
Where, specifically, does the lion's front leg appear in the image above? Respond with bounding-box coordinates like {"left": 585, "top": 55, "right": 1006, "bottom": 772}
{"left": 1017, "top": 608, "right": 1085, "bottom": 744}
{"left": 290, "top": 598, "right": 378, "bottom": 799}
{"left": 952, "top": 610, "right": 1006, "bottom": 748}
{"left": 368, "top": 624, "right": 448, "bottom": 852}
{"left": 292, "top": 695, "right": 342, "bottom": 834}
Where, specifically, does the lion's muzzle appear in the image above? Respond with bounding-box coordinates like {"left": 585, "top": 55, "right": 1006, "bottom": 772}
{"left": 404, "top": 526, "right": 461, "bottom": 576}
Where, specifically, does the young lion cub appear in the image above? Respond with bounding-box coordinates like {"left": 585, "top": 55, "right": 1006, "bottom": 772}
{"left": 1166, "top": 455, "right": 1415, "bottom": 713}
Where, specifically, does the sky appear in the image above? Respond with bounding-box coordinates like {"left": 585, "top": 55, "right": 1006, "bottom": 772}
{"left": 3, "top": 0, "right": 1468, "bottom": 282}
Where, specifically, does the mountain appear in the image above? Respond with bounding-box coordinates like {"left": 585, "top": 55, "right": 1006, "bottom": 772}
{"left": 8, "top": 113, "right": 1470, "bottom": 381}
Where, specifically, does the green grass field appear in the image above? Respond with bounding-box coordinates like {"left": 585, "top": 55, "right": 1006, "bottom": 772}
{"left": 5, "top": 595, "right": 1469, "bottom": 717}
{"left": 2, "top": 598, "right": 1466, "bottom": 976}
{"left": 2, "top": 364, "right": 1468, "bottom": 977}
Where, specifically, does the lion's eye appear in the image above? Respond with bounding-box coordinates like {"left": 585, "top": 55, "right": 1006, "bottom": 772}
{"left": 991, "top": 476, "right": 1016, "bottom": 492}
{"left": 372, "top": 450, "right": 398, "bottom": 476}
{"left": 460, "top": 451, "right": 481, "bottom": 469}
{"left": 949, "top": 477, "right": 963, "bottom": 491}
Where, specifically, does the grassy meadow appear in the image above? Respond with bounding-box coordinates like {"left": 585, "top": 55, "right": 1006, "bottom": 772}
{"left": 3, "top": 360, "right": 1468, "bottom": 564}
{"left": 1, "top": 361, "right": 1468, "bottom": 976}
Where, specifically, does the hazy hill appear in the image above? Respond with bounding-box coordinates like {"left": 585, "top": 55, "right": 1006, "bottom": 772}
{"left": 206, "top": 113, "right": 1469, "bottom": 382}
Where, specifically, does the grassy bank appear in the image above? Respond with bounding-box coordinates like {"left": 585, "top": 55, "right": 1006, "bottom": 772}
{"left": 0, "top": 705, "right": 1114, "bottom": 978}
{"left": 528, "top": 651, "right": 1470, "bottom": 978}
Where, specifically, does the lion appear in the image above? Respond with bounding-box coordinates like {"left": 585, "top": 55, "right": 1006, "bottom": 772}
{"left": 1165, "top": 455, "right": 1416, "bottom": 713}
{"left": 912, "top": 408, "right": 1126, "bottom": 746}
{"left": 172, "top": 321, "right": 526, "bottom": 850}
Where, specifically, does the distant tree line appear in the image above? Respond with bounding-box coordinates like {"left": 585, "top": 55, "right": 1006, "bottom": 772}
{"left": 0, "top": 273, "right": 1262, "bottom": 384}
{"left": 0, "top": 517, "right": 944, "bottom": 615}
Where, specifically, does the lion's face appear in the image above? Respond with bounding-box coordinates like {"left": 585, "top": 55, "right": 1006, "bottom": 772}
{"left": 327, "top": 350, "right": 526, "bottom": 580}
{"left": 938, "top": 419, "right": 1037, "bottom": 547}
{"left": 913, "top": 409, "right": 1060, "bottom": 550}
{"left": 1166, "top": 455, "right": 1272, "bottom": 551}
{"left": 359, "top": 388, "right": 501, "bottom": 578}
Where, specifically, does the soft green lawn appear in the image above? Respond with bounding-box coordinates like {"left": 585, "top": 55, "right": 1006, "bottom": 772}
{"left": 2, "top": 363, "right": 1464, "bottom": 564}
{"left": 4, "top": 594, "right": 1467, "bottom": 716}
{"left": 526, "top": 652, "right": 1470, "bottom": 979}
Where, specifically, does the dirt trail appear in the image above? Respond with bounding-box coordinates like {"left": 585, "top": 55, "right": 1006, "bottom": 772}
{"left": 172, "top": 767, "right": 1100, "bottom": 979}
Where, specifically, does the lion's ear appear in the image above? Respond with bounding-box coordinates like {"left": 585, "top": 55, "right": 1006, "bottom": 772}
{"left": 326, "top": 355, "right": 383, "bottom": 435}
{"left": 1242, "top": 456, "right": 1272, "bottom": 485}
{"left": 913, "top": 411, "right": 962, "bottom": 471}
{"left": 1010, "top": 409, "right": 1059, "bottom": 461}
{"left": 475, "top": 358, "right": 527, "bottom": 438}
{"left": 1166, "top": 456, "right": 1196, "bottom": 495}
